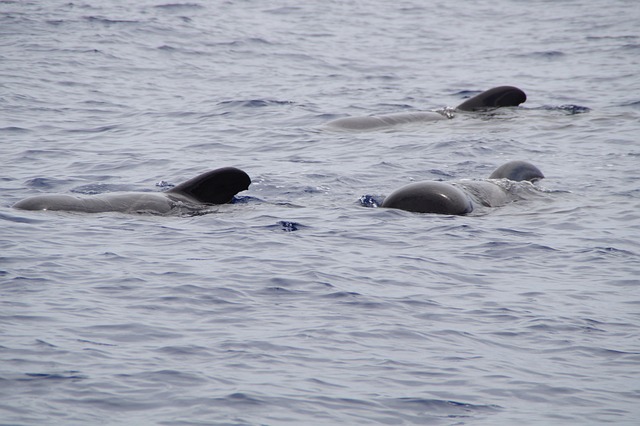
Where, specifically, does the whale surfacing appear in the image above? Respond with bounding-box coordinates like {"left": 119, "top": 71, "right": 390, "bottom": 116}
{"left": 381, "top": 181, "right": 472, "bottom": 215}
{"left": 325, "top": 86, "right": 527, "bottom": 131}
{"left": 381, "top": 161, "right": 543, "bottom": 215}
{"left": 13, "top": 167, "right": 251, "bottom": 214}
{"left": 488, "top": 160, "right": 544, "bottom": 182}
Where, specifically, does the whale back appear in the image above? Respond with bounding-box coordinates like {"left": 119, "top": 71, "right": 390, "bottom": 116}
{"left": 381, "top": 181, "right": 473, "bottom": 215}
{"left": 488, "top": 161, "right": 544, "bottom": 182}
{"left": 13, "top": 193, "right": 174, "bottom": 213}
{"left": 167, "top": 167, "right": 251, "bottom": 205}
{"left": 325, "top": 111, "right": 447, "bottom": 130}
{"left": 456, "top": 86, "right": 527, "bottom": 111}
{"left": 13, "top": 194, "right": 94, "bottom": 212}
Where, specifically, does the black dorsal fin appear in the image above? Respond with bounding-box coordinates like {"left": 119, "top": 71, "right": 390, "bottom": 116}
{"left": 167, "top": 167, "right": 251, "bottom": 204}
{"left": 456, "top": 86, "right": 527, "bottom": 111}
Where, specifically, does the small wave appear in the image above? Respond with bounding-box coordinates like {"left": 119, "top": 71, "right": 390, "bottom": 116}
{"left": 20, "top": 371, "right": 87, "bottom": 381}
{"left": 557, "top": 104, "right": 591, "bottom": 114}
{"left": 155, "top": 180, "right": 173, "bottom": 189}
{"left": 77, "top": 338, "right": 118, "bottom": 347}
{"left": 205, "top": 37, "right": 273, "bottom": 48}
{"left": 219, "top": 392, "right": 264, "bottom": 406}
{"left": 321, "top": 291, "right": 361, "bottom": 299}
{"left": 359, "top": 194, "right": 383, "bottom": 208}
{"left": 610, "top": 279, "right": 640, "bottom": 287}
{"left": 454, "top": 89, "right": 479, "bottom": 97}
{"left": 34, "top": 339, "right": 57, "bottom": 347}
{"left": 0, "top": 126, "right": 30, "bottom": 133}
{"left": 83, "top": 16, "right": 139, "bottom": 25}
{"left": 153, "top": 3, "right": 205, "bottom": 11}
{"left": 217, "top": 99, "right": 295, "bottom": 108}
{"left": 45, "top": 19, "right": 65, "bottom": 26}
{"left": 24, "top": 177, "right": 67, "bottom": 189}
{"left": 277, "top": 220, "right": 300, "bottom": 232}
{"left": 383, "top": 397, "right": 501, "bottom": 414}
{"left": 538, "top": 104, "right": 591, "bottom": 114}
{"left": 586, "top": 35, "right": 638, "bottom": 41}
{"left": 0, "top": 212, "right": 45, "bottom": 224}
{"left": 577, "top": 246, "right": 637, "bottom": 257}
{"left": 157, "top": 44, "right": 177, "bottom": 51}
{"left": 429, "top": 168, "right": 457, "bottom": 178}
{"left": 525, "top": 50, "right": 566, "bottom": 59}
{"left": 621, "top": 99, "right": 640, "bottom": 108}
{"left": 66, "top": 124, "right": 120, "bottom": 133}
{"left": 230, "top": 195, "right": 258, "bottom": 204}
{"left": 155, "top": 345, "right": 209, "bottom": 355}
{"left": 266, "top": 220, "right": 304, "bottom": 232}
{"left": 265, "top": 6, "right": 303, "bottom": 15}
{"left": 303, "top": 185, "right": 327, "bottom": 194}
{"left": 621, "top": 43, "right": 640, "bottom": 51}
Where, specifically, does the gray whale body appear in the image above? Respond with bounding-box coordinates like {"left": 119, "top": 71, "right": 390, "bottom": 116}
{"left": 326, "top": 111, "right": 447, "bottom": 130}
{"left": 325, "top": 86, "right": 527, "bottom": 131}
{"left": 381, "top": 161, "right": 543, "bottom": 215}
{"left": 13, "top": 167, "right": 251, "bottom": 214}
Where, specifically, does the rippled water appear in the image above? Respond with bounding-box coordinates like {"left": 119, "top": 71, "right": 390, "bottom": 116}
{"left": 2, "top": 0, "right": 639, "bottom": 424}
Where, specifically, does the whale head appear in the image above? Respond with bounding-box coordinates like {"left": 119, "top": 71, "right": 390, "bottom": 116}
{"left": 488, "top": 161, "right": 544, "bottom": 182}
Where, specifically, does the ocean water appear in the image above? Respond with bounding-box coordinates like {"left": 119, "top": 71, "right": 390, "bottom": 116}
{"left": 1, "top": 0, "right": 639, "bottom": 425}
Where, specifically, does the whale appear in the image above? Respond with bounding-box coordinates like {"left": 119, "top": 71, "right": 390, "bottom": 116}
{"left": 380, "top": 160, "right": 543, "bottom": 215}
{"left": 13, "top": 167, "right": 251, "bottom": 214}
{"left": 324, "top": 85, "right": 527, "bottom": 131}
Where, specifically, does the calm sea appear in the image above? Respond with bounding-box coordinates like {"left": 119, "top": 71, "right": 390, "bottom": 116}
{"left": 1, "top": 0, "right": 639, "bottom": 424}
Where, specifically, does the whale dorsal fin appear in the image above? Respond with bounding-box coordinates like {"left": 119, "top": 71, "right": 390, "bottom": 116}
{"left": 456, "top": 86, "right": 527, "bottom": 111}
{"left": 167, "top": 167, "right": 251, "bottom": 204}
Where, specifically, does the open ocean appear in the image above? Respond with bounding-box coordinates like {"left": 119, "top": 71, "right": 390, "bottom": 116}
{"left": 1, "top": 0, "right": 639, "bottom": 424}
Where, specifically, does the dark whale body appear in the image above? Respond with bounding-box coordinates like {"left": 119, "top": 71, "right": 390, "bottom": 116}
{"left": 382, "top": 181, "right": 474, "bottom": 215}
{"left": 381, "top": 161, "right": 543, "bottom": 215}
{"left": 488, "top": 160, "right": 544, "bottom": 182}
{"left": 324, "top": 86, "right": 527, "bottom": 130}
{"left": 13, "top": 167, "right": 251, "bottom": 214}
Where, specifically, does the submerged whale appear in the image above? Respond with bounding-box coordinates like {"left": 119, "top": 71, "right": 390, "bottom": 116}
{"left": 325, "top": 86, "right": 526, "bottom": 130}
{"left": 381, "top": 160, "right": 543, "bottom": 215}
{"left": 13, "top": 167, "right": 251, "bottom": 214}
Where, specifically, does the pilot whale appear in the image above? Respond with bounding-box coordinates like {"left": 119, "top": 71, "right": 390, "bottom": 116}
{"left": 381, "top": 160, "right": 543, "bottom": 215}
{"left": 325, "top": 86, "right": 526, "bottom": 130}
{"left": 13, "top": 167, "right": 251, "bottom": 214}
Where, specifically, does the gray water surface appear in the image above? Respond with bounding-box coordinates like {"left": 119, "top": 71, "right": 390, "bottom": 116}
{"left": 2, "top": 0, "right": 639, "bottom": 424}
